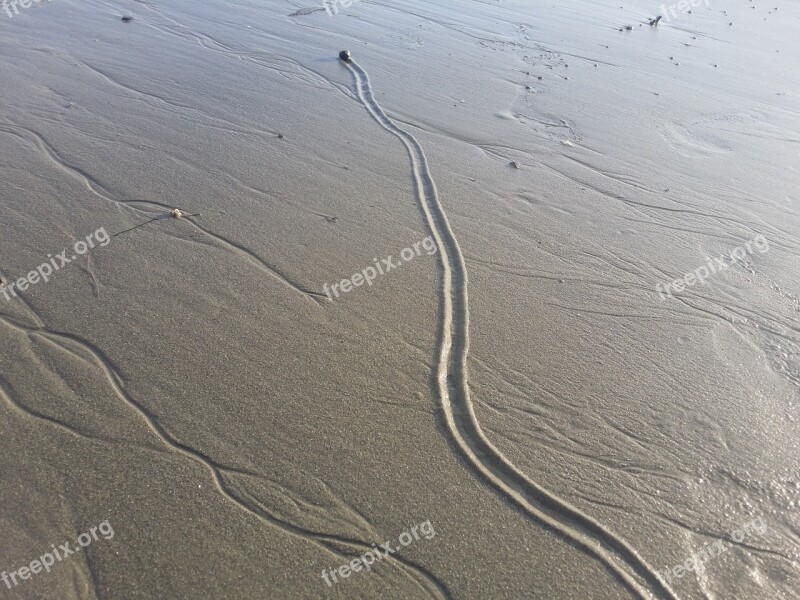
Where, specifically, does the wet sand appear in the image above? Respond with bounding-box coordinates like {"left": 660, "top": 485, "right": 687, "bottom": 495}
{"left": 0, "top": 0, "right": 798, "bottom": 598}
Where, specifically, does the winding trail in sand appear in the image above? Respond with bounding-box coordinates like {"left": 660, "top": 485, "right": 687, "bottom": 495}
{"left": 345, "top": 57, "right": 680, "bottom": 600}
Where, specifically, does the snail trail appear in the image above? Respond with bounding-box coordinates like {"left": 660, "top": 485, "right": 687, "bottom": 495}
{"left": 341, "top": 52, "right": 680, "bottom": 600}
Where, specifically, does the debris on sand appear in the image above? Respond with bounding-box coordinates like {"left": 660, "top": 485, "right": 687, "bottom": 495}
{"left": 121, "top": 16, "right": 133, "bottom": 22}
{"left": 171, "top": 209, "right": 184, "bottom": 219}
{"left": 649, "top": 16, "right": 662, "bottom": 26}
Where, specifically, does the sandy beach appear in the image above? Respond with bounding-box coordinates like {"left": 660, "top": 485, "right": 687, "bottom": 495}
{"left": 1, "top": 0, "right": 798, "bottom": 598}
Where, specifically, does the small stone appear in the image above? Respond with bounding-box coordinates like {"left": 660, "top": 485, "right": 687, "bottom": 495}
{"left": 171, "top": 209, "right": 184, "bottom": 219}
{"left": 121, "top": 16, "right": 133, "bottom": 22}
{"left": 338, "top": 50, "right": 351, "bottom": 61}
{"left": 510, "top": 161, "right": 521, "bottom": 169}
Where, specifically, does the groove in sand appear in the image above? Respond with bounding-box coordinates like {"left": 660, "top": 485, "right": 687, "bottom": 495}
{"left": 0, "top": 121, "right": 322, "bottom": 305}
{"left": 345, "top": 58, "right": 680, "bottom": 600}
{"left": 0, "top": 310, "right": 449, "bottom": 599}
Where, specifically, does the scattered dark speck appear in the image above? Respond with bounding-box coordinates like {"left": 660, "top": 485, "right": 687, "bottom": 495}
{"left": 277, "top": 133, "right": 284, "bottom": 139}
{"left": 509, "top": 161, "right": 521, "bottom": 169}
{"left": 121, "top": 16, "right": 133, "bottom": 22}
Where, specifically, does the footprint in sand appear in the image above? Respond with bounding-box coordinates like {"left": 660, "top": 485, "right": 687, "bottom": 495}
{"left": 659, "top": 121, "right": 732, "bottom": 158}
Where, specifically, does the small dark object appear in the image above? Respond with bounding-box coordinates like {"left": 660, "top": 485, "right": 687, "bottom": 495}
{"left": 624, "top": 25, "right": 633, "bottom": 31}
{"left": 277, "top": 133, "right": 284, "bottom": 139}
{"left": 649, "top": 16, "right": 662, "bottom": 26}
{"left": 121, "top": 16, "right": 133, "bottom": 22}
{"left": 338, "top": 50, "right": 351, "bottom": 62}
